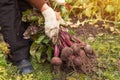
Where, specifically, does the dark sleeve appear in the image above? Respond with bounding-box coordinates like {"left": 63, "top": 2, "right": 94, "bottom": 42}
{"left": 26, "top": 0, "right": 46, "bottom": 10}
{"left": 18, "top": 0, "right": 33, "bottom": 11}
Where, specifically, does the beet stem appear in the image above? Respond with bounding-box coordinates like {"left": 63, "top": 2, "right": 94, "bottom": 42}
{"left": 54, "top": 44, "right": 60, "bottom": 57}
{"left": 62, "top": 30, "right": 73, "bottom": 46}
{"left": 60, "top": 30, "right": 72, "bottom": 47}
{"left": 59, "top": 34, "right": 67, "bottom": 47}
{"left": 72, "top": 36, "right": 82, "bottom": 43}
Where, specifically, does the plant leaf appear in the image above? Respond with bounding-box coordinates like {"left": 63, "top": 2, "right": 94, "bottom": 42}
{"left": 46, "top": 46, "right": 53, "bottom": 61}
{"left": 105, "top": 5, "right": 114, "bottom": 13}
{"left": 35, "top": 35, "right": 45, "bottom": 44}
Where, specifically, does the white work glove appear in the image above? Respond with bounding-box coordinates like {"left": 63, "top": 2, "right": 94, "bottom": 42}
{"left": 42, "top": 7, "right": 60, "bottom": 40}
{"left": 54, "top": 0, "right": 66, "bottom": 5}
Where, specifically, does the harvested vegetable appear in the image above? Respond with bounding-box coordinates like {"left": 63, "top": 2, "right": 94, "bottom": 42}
{"left": 60, "top": 47, "right": 73, "bottom": 61}
{"left": 51, "top": 57, "right": 62, "bottom": 74}
{"left": 51, "top": 26, "right": 97, "bottom": 74}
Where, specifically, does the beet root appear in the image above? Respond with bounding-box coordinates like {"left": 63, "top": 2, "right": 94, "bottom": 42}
{"left": 71, "top": 43, "right": 81, "bottom": 55}
{"left": 51, "top": 57, "right": 62, "bottom": 66}
{"left": 67, "top": 55, "right": 76, "bottom": 67}
{"left": 60, "top": 47, "right": 73, "bottom": 61}
{"left": 68, "top": 55, "right": 76, "bottom": 61}
{"left": 79, "top": 50, "right": 87, "bottom": 59}
{"left": 73, "top": 56, "right": 90, "bottom": 74}
{"left": 73, "top": 56, "right": 82, "bottom": 66}
{"left": 51, "top": 57, "right": 62, "bottom": 74}
{"left": 53, "top": 65, "right": 61, "bottom": 74}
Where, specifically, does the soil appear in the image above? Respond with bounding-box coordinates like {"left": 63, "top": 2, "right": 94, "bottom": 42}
{"left": 74, "top": 23, "right": 105, "bottom": 36}
{"left": 68, "top": 17, "right": 110, "bottom": 40}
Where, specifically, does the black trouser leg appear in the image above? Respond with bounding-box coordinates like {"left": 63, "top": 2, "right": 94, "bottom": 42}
{"left": 0, "top": 0, "right": 32, "bottom": 62}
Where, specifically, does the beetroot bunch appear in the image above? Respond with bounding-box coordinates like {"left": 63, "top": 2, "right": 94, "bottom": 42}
{"left": 50, "top": 27, "right": 97, "bottom": 74}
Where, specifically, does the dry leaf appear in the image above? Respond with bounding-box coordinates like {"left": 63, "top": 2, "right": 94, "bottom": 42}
{"left": 109, "top": 27, "right": 115, "bottom": 32}
{"left": 94, "top": 24, "right": 99, "bottom": 28}
{"left": 66, "top": 21, "right": 73, "bottom": 25}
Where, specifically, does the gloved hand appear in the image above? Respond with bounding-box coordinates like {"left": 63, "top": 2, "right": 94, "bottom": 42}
{"left": 54, "top": 0, "right": 66, "bottom": 5}
{"left": 42, "top": 7, "right": 60, "bottom": 41}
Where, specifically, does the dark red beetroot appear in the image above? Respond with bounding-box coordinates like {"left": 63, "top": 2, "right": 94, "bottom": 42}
{"left": 60, "top": 47, "right": 73, "bottom": 61}
{"left": 73, "top": 55, "right": 88, "bottom": 74}
{"left": 51, "top": 57, "right": 62, "bottom": 74}
{"left": 67, "top": 55, "right": 76, "bottom": 67}
{"left": 79, "top": 49, "right": 94, "bottom": 74}
{"left": 73, "top": 56, "right": 82, "bottom": 66}
{"left": 71, "top": 43, "right": 81, "bottom": 55}
{"left": 68, "top": 55, "right": 76, "bottom": 61}
{"left": 79, "top": 49, "right": 87, "bottom": 58}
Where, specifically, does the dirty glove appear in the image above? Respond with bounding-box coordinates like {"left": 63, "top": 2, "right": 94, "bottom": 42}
{"left": 54, "top": 0, "right": 66, "bottom": 5}
{"left": 42, "top": 7, "right": 60, "bottom": 41}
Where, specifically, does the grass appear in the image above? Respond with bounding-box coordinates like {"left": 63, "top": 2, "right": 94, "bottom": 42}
{"left": 89, "top": 34, "right": 120, "bottom": 80}
{"left": 0, "top": 34, "right": 120, "bottom": 80}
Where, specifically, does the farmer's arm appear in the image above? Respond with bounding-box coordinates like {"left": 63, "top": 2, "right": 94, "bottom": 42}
{"left": 26, "top": 0, "right": 47, "bottom": 11}
{"left": 27, "top": 0, "right": 65, "bottom": 12}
